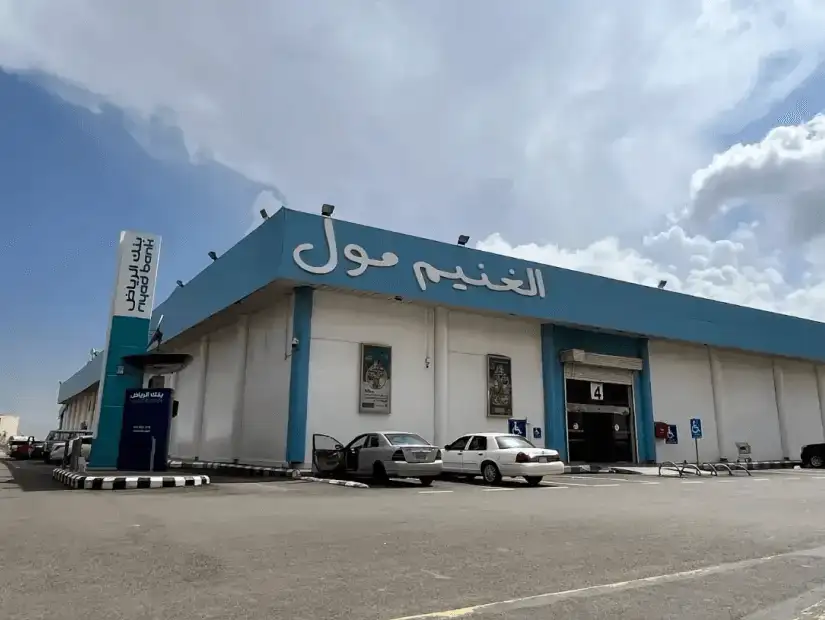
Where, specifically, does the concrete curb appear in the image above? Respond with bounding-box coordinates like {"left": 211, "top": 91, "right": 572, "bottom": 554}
{"left": 53, "top": 468, "right": 210, "bottom": 490}
{"left": 167, "top": 459, "right": 302, "bottom": 479}
{"left": 300, "top": 476, "right": 370, "bottom": 488}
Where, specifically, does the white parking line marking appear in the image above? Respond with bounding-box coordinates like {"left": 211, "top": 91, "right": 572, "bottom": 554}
{"left": 751, "top": 478, "right": 770, "bottom": 482}
{"left": 481, "top": 487, "right": 513, "bottom": 492}
{"left": 814, "top": 476, "right": 825, "bottom": 480}
{"left": 681, "top": 481, "right": 704, "bottom": 484}
{"left": 781, "top": 477, "right": 800, "bottom": 480}
{"left": 640, "top": 481, "right": 660, "bottom": 485}
{"left": 389, "top": 547, "right": 820, "bottom": 619}
{"left": 419, "top": 490, "right": 454, "bottom": 494}
{"left": 591, "top": 483, "right": 621, "bottom": 488}
{"left": 541, "top": 485, "right": 569, "bottom": 489}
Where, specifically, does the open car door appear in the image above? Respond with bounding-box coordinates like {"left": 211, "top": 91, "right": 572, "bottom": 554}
{"left": 312, "top": 434, "right": 347, "bottom": 476}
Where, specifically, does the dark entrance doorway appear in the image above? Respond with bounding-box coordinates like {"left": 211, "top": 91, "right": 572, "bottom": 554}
{"left": 566, "top": 378, "right": 634, "bottom": 463}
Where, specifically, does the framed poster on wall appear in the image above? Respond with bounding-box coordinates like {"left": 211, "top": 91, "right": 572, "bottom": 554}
{"left": 359, "top": 344, "right": 392, "bottom": 414}
{"left": 487, "top": 354, "right": 513, "bottom": 417}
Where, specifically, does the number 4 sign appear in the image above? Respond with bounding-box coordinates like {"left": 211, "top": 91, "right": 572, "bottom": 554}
{"left": 590, "top": 382, "right": 604, "bottom": 401}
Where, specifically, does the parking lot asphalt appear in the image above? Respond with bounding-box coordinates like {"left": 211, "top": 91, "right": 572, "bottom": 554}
{"left": 3, "top": 458, "right": 825, "bottom": 620}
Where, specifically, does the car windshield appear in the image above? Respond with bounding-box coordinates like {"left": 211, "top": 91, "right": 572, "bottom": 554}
{"left": 385, "top": 433, "right": 430, "bottom": 446}
{"left": 496, "top": 436, "right": 536, "bottom": 450}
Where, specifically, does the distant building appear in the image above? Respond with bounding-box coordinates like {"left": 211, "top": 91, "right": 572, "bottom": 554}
{"left": 0, "top": 414, "right": 21, "bottom": 442}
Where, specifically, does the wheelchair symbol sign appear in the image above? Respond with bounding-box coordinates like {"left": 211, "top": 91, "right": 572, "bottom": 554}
{"left": 690, "top": 418, "right": 703, "bottom": 440}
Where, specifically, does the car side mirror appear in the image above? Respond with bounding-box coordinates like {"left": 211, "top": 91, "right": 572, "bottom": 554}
{"left": 444, "top": 445, "right": 450, "bottom": 450}
{"left": 335, "top": 444, "right": 343, "bottom": 450}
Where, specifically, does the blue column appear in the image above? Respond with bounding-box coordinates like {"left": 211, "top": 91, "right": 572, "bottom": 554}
{"left": 637, "top": 339, "right": 656, "bottom": 463}
{"left": 540, "top": 324, "right": 568, "bottom": 461}
{"left": 286, "top": 286, "right": 314, "bottom": 465}
{"left": 88, "top": 316, "right": 149, "bottom": 468}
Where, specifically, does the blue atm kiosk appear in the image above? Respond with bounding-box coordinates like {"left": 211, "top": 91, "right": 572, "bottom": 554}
{"left": 117, "top": 388, "right": 174, "bottom": 472}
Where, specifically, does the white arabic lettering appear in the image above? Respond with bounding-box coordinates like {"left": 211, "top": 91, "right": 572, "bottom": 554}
{"left": 292, "top": 218, "right": 546, "bottom": 298}
{"left": 292, "top": 216, "right": 399, "bottom": 276}
{"left": 412, "top": 261, "right": 546, "bottom": 298}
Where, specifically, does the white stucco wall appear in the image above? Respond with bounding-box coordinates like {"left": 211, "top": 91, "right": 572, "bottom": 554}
{"left": 716, "top": 350, "right": 782, "bottom": 461}
{"left": 306, "top": 291, "right": 433, "bottom": 458}
{"left": 199, "top": 325, "right": 237, "bottom": 462}
{"left": 447, "top": 310, "right": 544, "bottom": 446}
{"left": 776, "top": 360, "right": 825, "bottom": 458}
{"left": 238, "top": 297, "right": 292, "bottom": 465}
{"left": 648, "top": 340, "right": 718, "bottom": 463}
{"left": 305, "top": 291, "right": 544, "bottom": 460}
{"left": 170, "top": 345, "right": 203, "bottom": 459}
{"left": 62, "top": 388, "right": 97, "bottom": 431}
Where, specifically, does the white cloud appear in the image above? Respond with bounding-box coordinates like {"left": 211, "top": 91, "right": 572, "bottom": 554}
{"left": 2, "top": 0, "right": 825, "bottom": 325}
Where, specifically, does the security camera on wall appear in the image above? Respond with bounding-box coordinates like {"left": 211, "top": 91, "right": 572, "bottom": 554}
{"left": 291, "top": 337, "right": 299, "bottom": 349}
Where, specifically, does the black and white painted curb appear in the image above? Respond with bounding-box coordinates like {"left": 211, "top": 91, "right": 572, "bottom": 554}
{"left": 299, "top": 476, "right": 370, "bottom": 488}
{"left": 565, "top": 461, "right": 803, "bottom": 475}
{"left": 724, "top": 460, "right": 802, "bottom": 470}
{"left": 167, "top": 459, "right": 302, "bottom": 479}
{"left": 53, "top": 468, "right": 210, "bottom": 490}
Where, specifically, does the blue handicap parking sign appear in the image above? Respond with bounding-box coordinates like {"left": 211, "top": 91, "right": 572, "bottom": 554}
{"left": 690, "top": 418, "right": 703, "bottom": 440}
{"left": 508, "top": 419, "right": 527, "bottom": 437}
{"left": 666, "top": 424, "right": 678, "bottom": 445}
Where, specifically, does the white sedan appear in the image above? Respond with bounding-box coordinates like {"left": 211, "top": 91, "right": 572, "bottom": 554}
{"left": 49, "top": 435, "right": 93, "bottom": 465}
{"left": 441, "top": 432, "right": 565, "bottom": 486}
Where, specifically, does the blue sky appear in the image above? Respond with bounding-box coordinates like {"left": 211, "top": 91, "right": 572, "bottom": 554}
{"left": 0, "top": 70, "right": 277, "bottom": 437}
{"left": 3, "top": 2, "right": 825, "bottom": 438}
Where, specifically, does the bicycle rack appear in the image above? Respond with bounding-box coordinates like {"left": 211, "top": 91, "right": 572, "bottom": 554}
{"left": 701, "top": 462, "right": 719, "bottom": 476}
{"left": 658, "top": 461, "right": 683, "bottom": 477}
{"left": 679, "top": 463, "right": 703, "bottom": 476}
{"left": 725, "top": 462, "right": 752, "bottom": 476}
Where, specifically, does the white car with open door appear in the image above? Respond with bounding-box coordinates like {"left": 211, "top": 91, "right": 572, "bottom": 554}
{"left": 313, "top": 432, "right": 443, "bottom": 485}
{"left": 441, "top": 432, "right": 564, "bottom": 486}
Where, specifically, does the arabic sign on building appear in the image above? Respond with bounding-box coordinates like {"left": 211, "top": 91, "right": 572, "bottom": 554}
{"left": 359, "top": 344, "right": 392, "bottom": 414}
{"left": 292, "top": 217, "right": 546, "bottom": 298}
{"left": 487, "top": 354, "right": 513, "bottom": 417}
{"left": 112, "top": 231, "right": 161, "bottom": 319}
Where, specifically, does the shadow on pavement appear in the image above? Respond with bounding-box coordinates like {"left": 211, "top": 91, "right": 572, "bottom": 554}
{"left": 0, "top": 458, "right": 69, "bottom": 492}
{"left": 171, "top": 468, "right": 300, "bottom": 485}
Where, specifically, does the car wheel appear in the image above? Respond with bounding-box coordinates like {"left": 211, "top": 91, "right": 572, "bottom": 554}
{"left": 811, "top": 455, "right": 825, "bottom": 468}
{"left": 481, "top": 462, "right": 501, "bottom": 484}
{"left": 419, "top": 477, "right": 435, "bottom": 487}
{"left": 373, "top": 462, "right": 390, "bottom": 483}
{"left": 525, "top": 476, "right": 543, "bottom": 487}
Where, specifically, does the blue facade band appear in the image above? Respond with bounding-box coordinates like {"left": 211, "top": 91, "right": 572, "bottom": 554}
{"left": 637, "top": 340, "right": 656, "bottom": 463}
{"left": 286, "top": 286, "right": 314, "bottom": 464}
{"left": 540, "top": 324, "right": 568, "bottom": 461}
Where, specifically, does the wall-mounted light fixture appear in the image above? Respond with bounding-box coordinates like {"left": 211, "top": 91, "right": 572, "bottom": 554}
{"left": 176, "top": 280, "right": 185, "bottom": 288}
{"left": 457, "top": 234, "right": 470, "bottom": 246}
{"left": 657, "top": 280, "right": 667, "bottom": 289}
{"left": 259, "top": 208, "right": 269, "bottom": 220}
{"left": 208, "top": 251, "right": 218, "bottom": 261}
{"left": 321, "top": 203, "right": 335, "bottom": 217}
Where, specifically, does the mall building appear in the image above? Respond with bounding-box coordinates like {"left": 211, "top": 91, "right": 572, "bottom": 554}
{"left": 56, "top": 207, "right": 825, "bottom": 468}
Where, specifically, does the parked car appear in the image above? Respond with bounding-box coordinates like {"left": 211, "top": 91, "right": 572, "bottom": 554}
{"left": 312, "top": 432, "right": 443, "bottom": 485}
{"left": 50, "top": 435, "right": 93, "bottom": 466}
{"left": 801, "top": 443, "right": 825, "bottom": 468}
{"left": 442, "top": 432, "right": 565, "bottom": 486}
{"left": 30, "top": 442, "right": 46, "bottom": 459}
{"left": 42, "top": 430, "right": 87, "bottom": 463}
{"left": 7, "top": 437, "right": 33, "bottom": 460}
